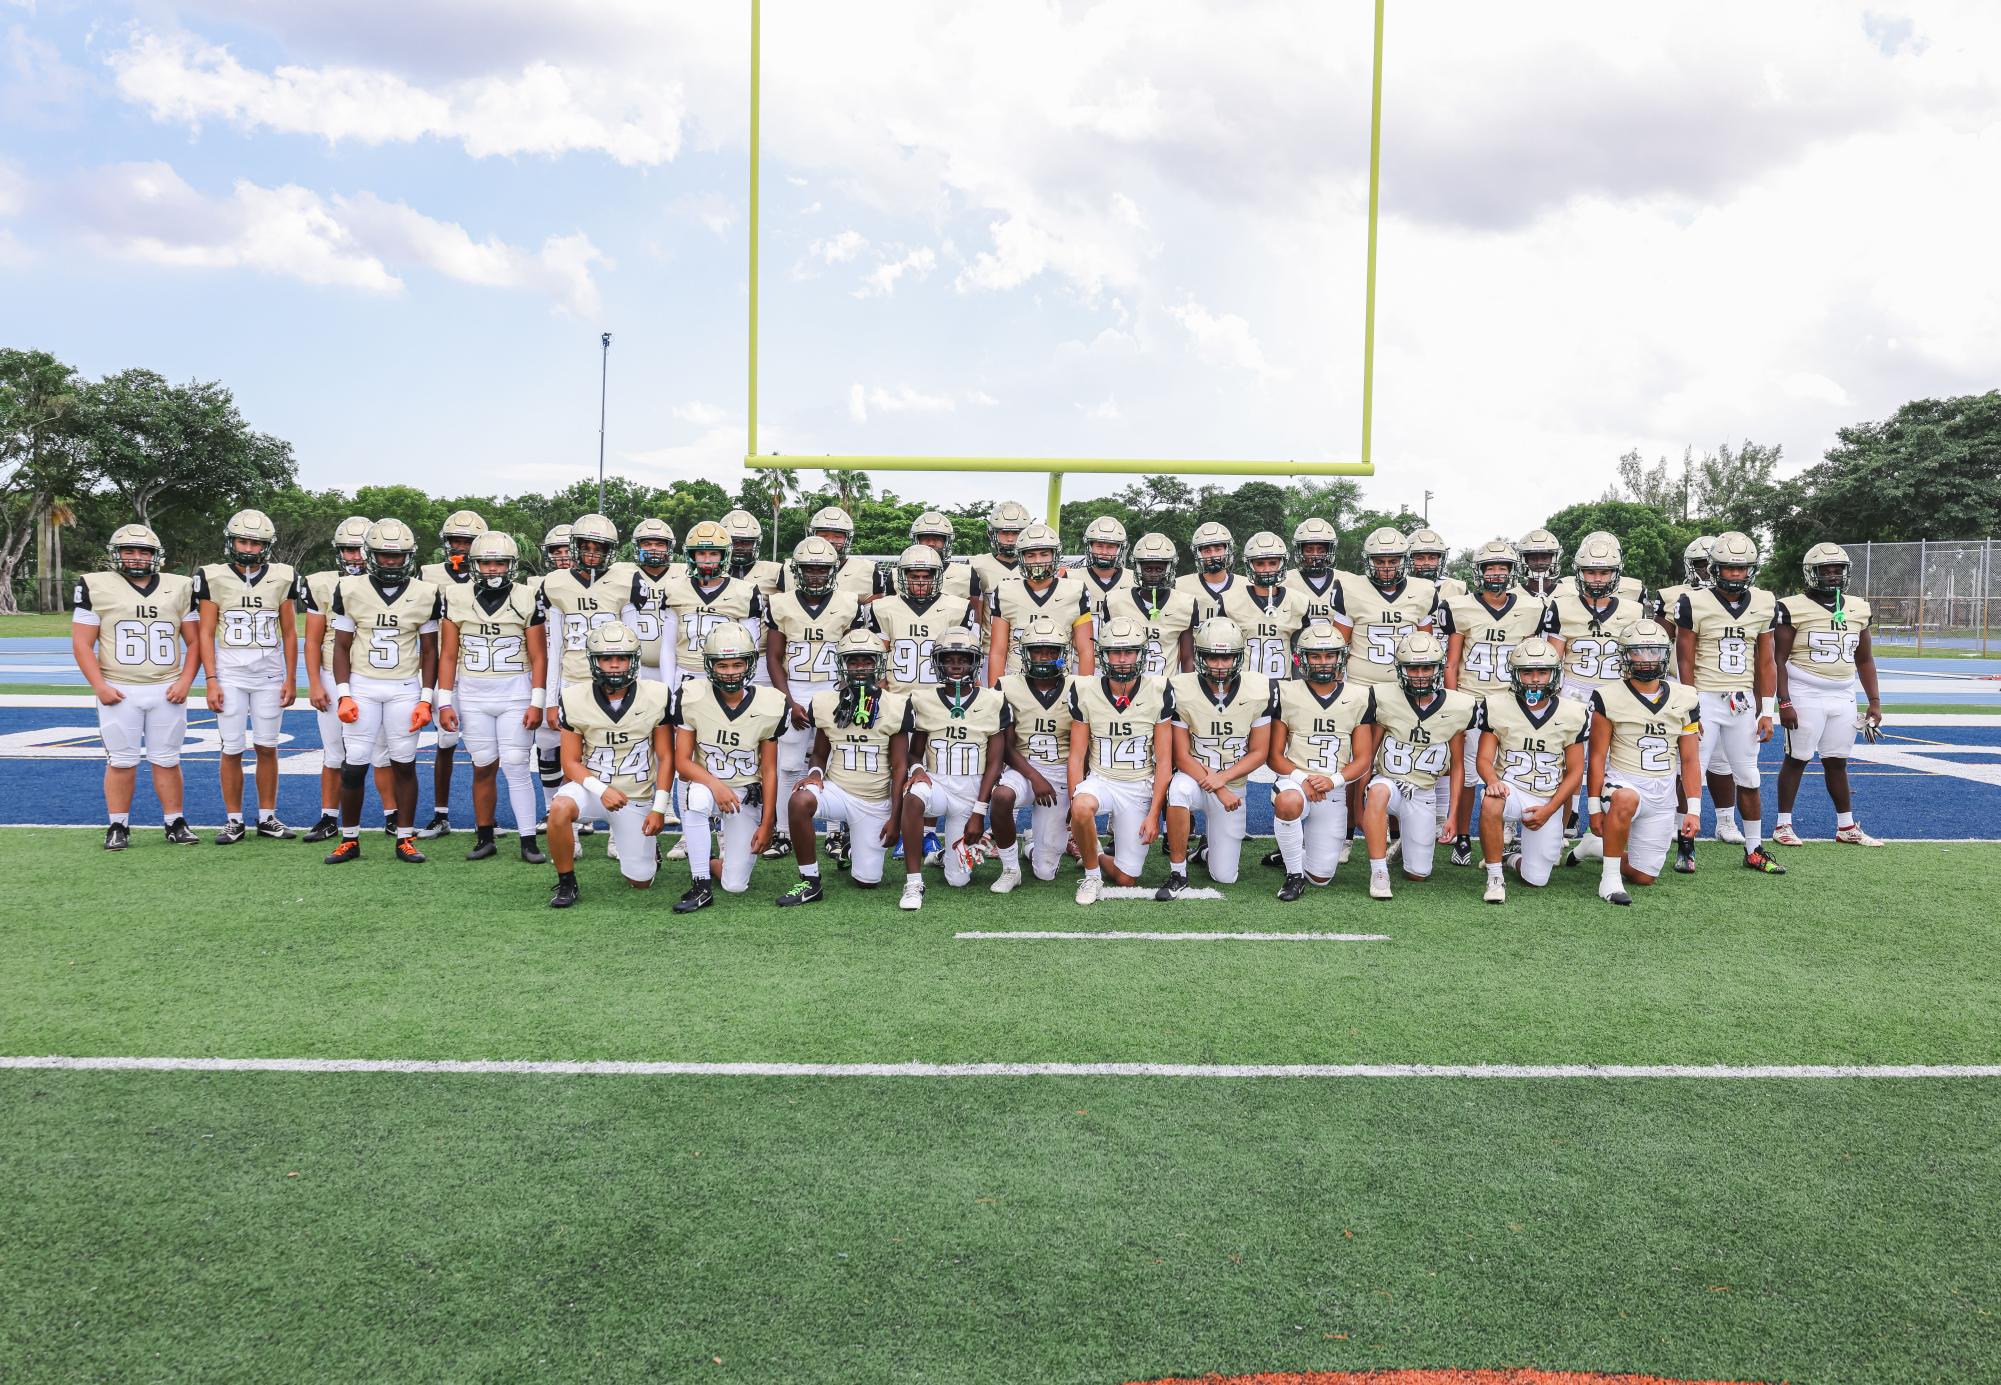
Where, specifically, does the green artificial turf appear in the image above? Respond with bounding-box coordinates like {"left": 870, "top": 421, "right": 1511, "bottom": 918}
{"left": 0, "top": 612, "right": 77, "bottom": 637}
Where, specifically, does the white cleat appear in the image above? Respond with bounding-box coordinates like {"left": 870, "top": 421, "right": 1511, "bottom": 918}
{"left": 606, "top": 835, "right": 619, "bottom": 861}
{"left": 1075, "top": 875, "right": 1102, "bottom": 906}
{"left": 1772, "top": 823, "right": 1806, "bottom": 847}
{"left": 1483, "top": 877, "right": 1506, "bottom": 905}
{"left": 899, "top": 878, "right": 925, "bottom": 911}
{"left": 1835, "top": 822, "right": 1886, "bottom": 847}
{"left": 1368, "top": 874, "right": 1393, "bottom": 901}
{"left": 1566, "top": 832, "right": 1605, "bottom": 866}
{"left": 989, "top": 866, "right": 1023, "bottom": 894}
{"left": 1714, "top": 819, "right": 1745, "bottom": 845}
{"left": 664, "top": 838, "right": 687, "bottom": 861}
{"left": 1338, "top": 839, "right": 1353, "bottom": 865}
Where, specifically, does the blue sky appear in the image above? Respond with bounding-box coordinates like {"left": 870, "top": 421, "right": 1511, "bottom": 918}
{"left": 4, "top": 0, "right": 1997, "bottom": 542}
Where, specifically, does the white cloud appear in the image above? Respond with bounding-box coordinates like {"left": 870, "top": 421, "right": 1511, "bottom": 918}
{"left": 1081, "top": 396, "right": 1122, "bottom": 421}
{"left": 1165, "top": 297, "right": 1289, "bottom": 379}
{"left": 855, "top": 246, "right": 935, "bottom": 298}
{"left": 671, "top": 400, "right": 726, "bottom": 426}
{"left": 847, "top": 382, "right": 957, "bottom": 424}
{"left": 966, "top": 389, "right": 999, "bottom": 407}
{"left": 808, "top": 229, "right": 867, "bottom": 265}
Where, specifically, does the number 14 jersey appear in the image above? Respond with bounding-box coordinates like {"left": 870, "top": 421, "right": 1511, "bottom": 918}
{"left": 1069, "top": 676, "right": 1176, "bottom": 782}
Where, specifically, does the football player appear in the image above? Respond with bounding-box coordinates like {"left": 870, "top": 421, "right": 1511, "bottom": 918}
{"left": 1077, "top": 515, "right": 1133, "bottom": 611}
{"left": 1654, "top": 535, "right": 1714, "bottom": 680}
{"left": 1772, "top": 542, "right": 1885, "bottom": 847}
{"left": 1284, "top": 517, "right": 1344, "bottom": 626}
{"left": 1406, "top": 529, "right": 1466, "bottom": 600}
{"left": 671, "top": 622, "right": 786, "bottom": 912}
{"left": 777, "top": 629, "right": 914, "bottom": 905}
{"left": 987, "top": 523, "right": 1092, "bottom": 684}
{"left": 1175, "top": 521, "right": 1237, "bottom": 605}
{"left": 1206, "top": 531, "right": 1309, "bottom": 680}
{"left": 1337, "top": 528, "right": 1439, "bottom": 689}
{"left": 1268, "top": 621, "right": 1376, "bottom": 900}
{"left": 1474, "top": 636, "right": 1587, "bottom": 903}
{"left": 662, "top": 520, "right": 764, "bottom": 690}
{"left": 764, "top": 536, "right": 869, "bottom": 861}
{"left": 722, "top": 509, "right": 784, "bottom": 595}
{"left": 901, "top": 627, "right": 1013, "bottom": 910}
{"left": 996, "top": 612, "right": 1077, "bottom": 888}
{"left": 1159, "top": 618, "right": 1274, "bottom": 896}
{"left": 626, "top": 518, "right": 679, "bottom": 686}
{"left": 969, "top": 499, "right": 1034, "bottom": 598}
{"left": 1438, "top": 538, "right": 1547, "bottom": 862}
{"left": 1100, "top": 532, "right": 1197, "bottom": 677}
{"left": 326, "top": 519, "right": 441, "bottom": 864}
{"left": 1675, "top": 531, "right": 1784, "bottom": 873}
{"left": 1360, "top": 630, "right": 1478, "bottom": 898}
{"left": 436, "top": 532, "right": 548, "bottom": 864}
{"left": 1517, "top": 528, "right": 1564, "bottom": 600}
{"left": 414, "top": 509, "right": 487, "bottom": 839}
{"left": 301, "top": 516, "right": 376, "bottom": 841}
{"left": 1540, "top": 533, "right": 1644, "bottom": 838}
{"left": 1577, "top": 530, "right": 1648, "bottom": 603}
{"left": 1566, "top": 621, "right": 1702, "bottom": 905}
{"left": 789, "top": 505, "right": 878, "bottom": 598}
{"left": 874, "top": 544, "right": 977, "bottom": 692}
{"left": 906, "top": 510, "right": 975, "bottom": 600}
{"left": 546, "top": 622, "right": 673, "bottom": 908}
{"left": 530, "top": 523, "right": 575, "bottom": 792}
{"left": 72, "top": 523, "right": 202, "bottom": 848}
{"left": 1068, "top": 615, "right": 1175, "bottom": 904}
{"left": 194, "top": 508, "right": 301, "bottom": 843}
{"left": 537, "top": 514, "right": 649, "bottom": 801}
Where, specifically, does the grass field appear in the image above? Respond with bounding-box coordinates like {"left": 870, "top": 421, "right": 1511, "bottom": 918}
{"left": 3, "top": 830, "right": 1998, "bottom": 1382}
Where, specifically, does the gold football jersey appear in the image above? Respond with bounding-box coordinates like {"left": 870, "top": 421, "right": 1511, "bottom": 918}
{"left": 1274, "top": 679, "right": 1375, "bottom": 778}
{"left": 443, "top": 581, "right": 541, "bottom": 686}
{"left": 419, "top": 561, "right": 475, "bottom": 590}
{"left": 967, "top": 553, "right": 1021, "bottom": 600}
{"left": 1000, "top": 673, "right": 1074, "bottom": 775}
{"left": 540, "top": 566, "right": 648, "bottom": 684}
{"left": 1168, "top": 671, "right": 1275, "bottom": 792}
{"left": 1282, "top": 568, "right": 1344, "bottom": 626}
{"left": 624, "top": 567, "right": 680, "bottom": 666}
{"left": 988, "top": 577, "right": 1091, "bottom": 678}
{"left": 75, "top": 571, "right": 196, "bottom": 686}
{"left": 1544, "top": 591, "right": 1644, "bottom": 689}
{"left": 1441, "top": 590, "right": 1547, "bottom": 698}
{"left": 1173, "top": 570, "right": 1238, "bottom": 607}
{"left": 334, "top": 574, "right": 441, "bottom": 680}
{"left": 1678, "top": 587, "right": 1777, "bottom": 693}
{"left": 557, "top": 680, "right": 672, "bottom": 796}
{"left": 195, "top": 561, "right": 300, "bottom": 680}
{"left": 833, "top": 555, "right": 877, "bottom": 597}
{"left": 1372, "top": 687, "right": 1479, "bottom": 790}
{"left": 1777, "top": 592, "right": 1872, "bottom": 685}
{"left": 872, "top": 593, "right": 977, "bottom": 691}
{"left": 1336, "top": 576, "right": 1441, "bottom": 685}
{"left": 1434, "top": 575, "right": 1470, "bottom": 601}
{"left": 809, "top": 688, "right": 915, "bottom": 801}
{"left": 1591, "top": 680, "right": 1701, "bottom": 781}
{"left": 1654, "top": 583, "right": 1693, "bottom": 676}
{"left": 913, "top": 685, "right": 1011, "bottom": 780}
{"left": 766, "top": 589, "right": 866, "bottom": 691}
{"left": 303, "top": 570, "right": 345, "bottom": 668}
{"left": 673, "top": 680, "right": 786, "bottom": 787}
{"left": 1209, "top": 586, "right": 1311, "bottom": 680}
{"left": 663, "top": 574, "right": 763, "bottom": 676}
{"left": 1079, "top": 565, "right": 1134, "bottom": 612}
{"left": 1100, "top": 585, "right": 1199, "bottom": 678}
{"left": 1478, "top": 691, "right": 1589, "bottom": 797}
{"left": 739, "top": 558, "right": 784, "bottom": 597}
{"left": 1068, "top": 676, "right": 1175, "bottom": 784}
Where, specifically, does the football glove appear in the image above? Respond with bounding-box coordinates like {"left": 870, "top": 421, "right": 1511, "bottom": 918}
{"left": 337, "top": 696, "right": 360, "bottom": 724}
{"left": 409, "top": 700, "right": 433, "bottom": 733}
{"left": 1861, "top": 710, "right": 1883, "bottom": 743}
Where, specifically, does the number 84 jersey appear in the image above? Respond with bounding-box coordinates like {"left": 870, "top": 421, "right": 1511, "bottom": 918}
{"left": 1371, "top": 687, "right": 1478, "bottom": 790}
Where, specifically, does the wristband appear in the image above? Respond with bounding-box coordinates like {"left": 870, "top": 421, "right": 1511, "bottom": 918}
{"left": 651, "top": 789, "right": 671, "bottom": 814}
{"left": 435, "top": 688, "right": 453, "bottom": 708}
{"left": 1587, "top": 796, "right": 1603, "bottom": 817}
{"left": 335, "top": 682, "right": 351, "bottom": 698}
{"left": 583, "top": 776, "right": 610, "bottom": 798}
{"left": 1760, "top": 696, "right": 1778, "bottom": 717}
{"left": 974, "top": 801, "right": 990, "bottom": 816}
{"left": 530, "top": 687, "right": 547, "bottom": 709}
{"left": 418, "top": 688, "right": 434, "bottom": 706}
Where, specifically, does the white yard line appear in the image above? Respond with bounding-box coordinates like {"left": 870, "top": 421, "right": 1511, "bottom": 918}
{"left": 2, "top": 1056, "right": 1996, "bottom": 1079}
{"left": 958, "top": 930, "right": 1388, "bottom": 941}
{"left": 1096, "top": 885, "right": 1224, "bottom": 900}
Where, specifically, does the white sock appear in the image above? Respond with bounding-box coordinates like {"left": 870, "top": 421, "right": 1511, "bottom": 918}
{"left": 998, "top": 843, "right": 1020, "bottom": 870}
{"left": 682, "top": 806, "right": 713, "bottom": 881}
{"left": 259, "top": 807, "right": 277, "bottom": 822}
{"left": 1571, "top": 832, "right": 1604, "bottom": 862}
{"left": 227, "top": 812, "right": 242, "bottom": 824}
{"left": 109, "top": 812, "right": 130, "bottom": 826}
{"left": 1273, "top": 814, "right": 1305, "bottom": 874}
{"left": 1486, "top": 862, "right": 1503, "bottom": 885}
{"left": 1717, "top": 806, "right": 1737, "bottom": 831}
{"left": 1085, "top": 865, "right": 1102, "bottom": 881}
{"left": 799, "top": 860, "right": 820, "bottom": 879}
{"left": 1743, "top": 816, "right": 1761, "bottom": 852}
{"left": 1836, "top": 811, "right": 1856, "bottom": 828}
{"left": 397, "top": 827, "right": 415, "bottom": 839}
{"left": 1369, "top": 857, "right": 1389, "bottom": 881}
{"left": 1600, "top": 856, "right": 1624, "bottom": 896}
{"left": 501, "top": 760, "right": 540, "bottom": 836}
{"left": 1775, "top": 812, "right": 1793, "bottom": 828}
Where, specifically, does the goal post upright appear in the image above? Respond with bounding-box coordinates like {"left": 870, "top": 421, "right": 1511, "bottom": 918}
{"left": 745, "top": 0, "right": 1386, "bottom": 527}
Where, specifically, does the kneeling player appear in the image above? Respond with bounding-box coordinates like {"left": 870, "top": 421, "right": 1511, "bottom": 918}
{"left": 901, "top": 627, "right": 1012, "bottom": 911}
{"left": 672, "top": 623, "right": 786, "bottom": 912}
{"left": 996, "top": 613, "right": 1076, "bottom": 888}
{"left": 1268, "top": 621, "right": 1376, "bottom": 900}
{"left": 547, "top": 622, "right": 672, "bottom": 908}
{"left": 1160, "top": 618, "right": 1274, "bottom": 897}
{"left": 1566, "top": 621, "right": 1702, "bottom": 906}
{"left": 1361, "top": 631, "right": 1477, "bottom": 899}
{"left": 1474, "top": 636, "right": 1586, "bottom": 903}
{"left": 1068, "top": 615, "right": 1174, "bottom": 904}
{"left": 777, "top": 630, "right": 913, "bottom": 905}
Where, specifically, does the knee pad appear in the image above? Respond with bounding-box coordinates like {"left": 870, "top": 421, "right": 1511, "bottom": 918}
{"left": 1735, "top": 770, "right": 1762, "bottom": 790}
{"left": 686, "top": 782, "right": 717, "bottom": 816}
{"left": 146, "top": 752, "right": 182, "bottom": 769}
{"left": 105, "top": 749, "right": 143, "bottom": 770}
{"left": 499, "top": 744, "right": 530, "bottom": 770}
{"left": 538, "top": 751, "right": 562, "bottom": 789}
{"left": 219, "top": 731, "right": 247, "bottom": 755}
{"left": 907, "top": 779, "right": 934, "bottom": 811}
{"left": 321, "top": 747, "right": 347, "bottom": 772}
{"left": 341, "top": 763, "right": 369, "bottom": 791}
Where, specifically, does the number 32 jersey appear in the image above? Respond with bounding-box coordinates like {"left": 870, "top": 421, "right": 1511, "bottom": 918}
{"left": 1590, "top": 680, "right": 1700, "bottom": 782}
{"left": 1069, "top": 676, "right": 1176, "bottom": 783}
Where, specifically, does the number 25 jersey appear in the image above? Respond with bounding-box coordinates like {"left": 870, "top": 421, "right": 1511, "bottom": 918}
{"left": 1590, "top": 680, "right": 1700, "bottom": 782}
{"left": 1476, "top": 691, "right": 1588, "bottom": 797}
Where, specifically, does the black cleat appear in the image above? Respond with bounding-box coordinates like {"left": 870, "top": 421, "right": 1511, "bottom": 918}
{"left": 1154, "top": 871, "right": 1190, "bottom": 901}
{"left": 1743, "top": 846, "right": 1787, "bottom": 875}
{"left": 164, "top": 818, "right": 199, "bottom": 846}
{"left": 303, "top": 814, "right": 340, "bottom": 843}
{"left": 382, "top": 812, "right": 398, "bottom": 839}
{"left": 394, "top": 837, "right": 428, "bottom": 864}
{"left": 416, "top": 811, "right": 452, "bottom": 839}
{"left": 519, "top": 836, "right": 548, "bottom": 865}
{"left": 775, "top": 875, "right": 824, "bottom": 907}
{"left": 578, "top": 820, "right": 596, "bottom": 838}
{"left": 324, "top": 838, "right": 361, "bottom": 864}
{"left": 103, "top": 822, "right": 131, "bottom": 851}
{"left": 1450, "top": 835, "right": 1474, "bottom": 867}
{"left": 1672, "top": 834, "right": 1697, "bottom": 874}
{"left": 255, "top": 817, "right": 295, "bottom": 840}
{"left": 673, "top": 881, "right": 715, "bottom": 914}
{"left": 1261, "top": 848, "right": 1284, "bottom": 869}
{"left": 549, "top": 873, "right": 581, "bottom": 909}
{"left": 761, "top": 830, "right": 792, "bottom": 859}
{"left": 465, "top": 829, "right": 498, "bottom": 861}
{"left": 1277, "top": 872, "right": 1308, "bottom": 902}
{"left": 214, "top": 821, "right": 247, "bottom": 845}
{"left": 824, "top": 829, "right": 850, "bottom": 870}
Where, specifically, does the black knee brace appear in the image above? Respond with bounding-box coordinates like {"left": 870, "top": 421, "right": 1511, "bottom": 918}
{"left": 340, "top": 763, "right": 369, "bottom": 792}
{"left": 538, "top": 751, "right": 562, "bottom": 789}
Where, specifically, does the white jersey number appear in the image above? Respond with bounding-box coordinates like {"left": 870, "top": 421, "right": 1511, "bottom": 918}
{"left": 113, "top": 620, "right": 179, "bottom": 667}
{"left": 221, "top": 608, "right": 280, "bottom": 649}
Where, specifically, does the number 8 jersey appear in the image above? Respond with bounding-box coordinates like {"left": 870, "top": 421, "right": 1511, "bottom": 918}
{"left": 1677, "top": 587, "right": 1777, "bottom": 693}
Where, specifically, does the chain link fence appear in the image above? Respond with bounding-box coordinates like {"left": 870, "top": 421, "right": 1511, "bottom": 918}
{"left": 1844, "top": 539, "right": 2001, "bottom": 654}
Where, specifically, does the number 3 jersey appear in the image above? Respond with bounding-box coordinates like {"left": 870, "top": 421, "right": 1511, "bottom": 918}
{"left": 809, "top": 688, "right": 915, "bottom": 802}
{"left": 766, "top": 590, "right": 868, "bottom": 695}
{"left": 1273, "top": 679, "right": 1375, "bottom": 779}
{"left": 443, "top": 582, "right": 543, "bottom": 701}
{"left": 671, "top": 680, "right": 786, "bottom": 788}
{"left": 557, "top": 680, "right": 672, "bottom": 797}
{"left": 193, "top": 562, "right": 302, "bottom": 686}
{"left": 1069, "top": 676, "right": 1176, "bottom": 783}
{"left": 331, "top": 575, "right": 443, "bottom": 681}
{"left": 1676, "top": 587, "right": 1776, "bottom": 694}
{"left": 73, "top": 571, "right": 197, "bottom": 686}
{"left": 912, "top": 685, "right": 1011, "bottom": 782}
{"left": 1371, "top": 687, "right": 1479, "bottom": 790}
{"left": 1475, "top": 691, "right": 1588, "bottom": 797}
{"left": 1167, "top": 671, "right": 1276, "bottom": 792}
{"left": 1590, "top": 680, "right": 1700, "bottom": 782}
{"left": 1774, "top": 591, "right": 1872, "bottom": 690}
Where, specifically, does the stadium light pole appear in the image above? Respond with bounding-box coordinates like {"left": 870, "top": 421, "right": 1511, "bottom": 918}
{"left": 597, "top": 331, "right": 612, "bottom": 514}
{"left": 1423, "top": 489, "right": 1433, "bottom": 524}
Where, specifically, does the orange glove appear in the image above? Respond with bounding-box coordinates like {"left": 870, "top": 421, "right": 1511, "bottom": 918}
{"left": 337, "top": 696, "right": 360, "bottom": 724}
{"left": 410, "top": 699, "right": 433, "bottom": 733}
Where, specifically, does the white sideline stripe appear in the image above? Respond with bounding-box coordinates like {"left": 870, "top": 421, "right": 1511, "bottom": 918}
{"left": 958, "top": 930, "right": 1389, "bottom": 942}
{"left": 1097, "top": 884, "right": 1224, "bottom": 900}
{"left": 3, "top": 1056, "right": 1998, "bottom": 1079}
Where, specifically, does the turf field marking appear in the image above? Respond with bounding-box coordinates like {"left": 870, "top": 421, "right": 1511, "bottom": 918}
{"left": 5, "top": 1056, "right": 1999, "bottom": 1079}
{"left": 957, "top": 930, "right": 1389, "bottom": 942}
{"left": 1097, "top": 885, "right": 1225, "bottom": 900}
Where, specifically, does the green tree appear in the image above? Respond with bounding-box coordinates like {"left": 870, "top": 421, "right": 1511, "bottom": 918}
{"left": 261, "top": 485, "right": 367, "bottom": 571}
{"left": 1201, "top": 479, "right": 1290, "bottom": 549}
{"left": 0, "top": 349, "right": 93, "bottom": 613}
{"left": 1541, "top": 499, "right": 1695, "bottom": 590}
{"left": 1337, "top": 507, "right": 1427, "bottom": 573}
{"left": 1281, "top": 478, "right": 1363, "bottom": 539}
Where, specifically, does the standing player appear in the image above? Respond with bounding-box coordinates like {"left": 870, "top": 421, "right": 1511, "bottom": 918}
{"left": 722, "top": 509, "right": 784, "bottom": 595}
{"left": 326, "top": 519, "right": 441, "bottom": 864}
{"left": 662, "top": 520, "right": 764, "bottom": 689}
{"left": 1159, "top": 618, "right": 1274, "bottom": 896}
{"left": 995, "top": 612, "right": 1077, "bottom": 888}
{"left": 1474, "top": 636, "right": 1587, "bottom": 903}
{"left": 777, "top": 630, "right": 914, "bottom": 906}
{"left": 300, "top": 516, "right": 375, "bottom": 842}
{"left": 1654, "top": 535, "right": 1715, "bottom": 680}
{"left": 873, "top": 545, "right": 976, "bottom": 693}
{"left": 72, "top": 524, "right": 202, "bottom": 849}
{"left": 415, "top": 509, "right": 487, "bottom": 839}
{"left": 671, "top": 623, "right": 786, "bottom": 912}
{"left": 1068, "top": 615, "right": 1175, "bottom": 904}
{"left": 968, "top": 499, "right": 1034, "bottom": 599}
{"left": 194, "top": 508, "right": 301, "bottom": 842}
{"left": 900, "top": 627, "right": 1013, "bottom": 911}
{"left": 1285, "top": 517, "right": 1345, "bottom": 626}
{"left": 1406, "top": 529, "right": 1466, "bottom": 600}
{"left": 1077, "top": 515, "right": 1132, "bottom": 612}
{"left": 537, "top": 513, "right": 648, "bottom": 783}
{"left": 1578, "top": 530, "right": 1648, "bottom": 602}
{"left": 530, "top": 522, "right": 574, "bottom": 793}
{"left": 1338, "top": 528, "right": 1439, "bottom": 689}
{"left": 763, "top": 536, "right": 868, "bottom": 861}
{"left": 1360, "top": 631, "right": 1478, "bottom": 899}
{"left": 1101, "top": 532, "right": 1197, "bottom": 677}
{"left": 1676, "top": 531, "right": 1784, "bottom": 873}
{"left": 436, "top": 531, "right": 548, "bottom": 864}
{"left": 541, "top": 524, "right": 573, "bottom": 573}
{"left": 1438, "top": 538, "right": 1547, "bottom": 862}
{"left": 987, "top": 523, "right": 1092, "bottom": 684}
{"left": 907, "top": 510, "right": 974, "bottom": 600}
{"left": 1773, "top": 542, "right": 1885, "bottom": 847}
{"left": 624, "top": 517, "right": 679, "bottom": 685}
{"left": 1176, "top": 521, "right": 1237, "bottom": 606}
{"left": 1209, "top": 531, "right": 1309, "bottom": 680}
{"left": 793, "top": 505, "right": 879, "bottom": 598}
{"left": 1541, "top": 533, "right": 1644, "bottom": 839}
{"left": 1268, "top": 621, "right": 1376, "bottom": 900}
{"left": 1517, "top": 529, "right": 1564, "bottom": 599}
{"left": 1566, "top": 621, "right": 1702, "bottom": 906}
{"left": 546, "top": 622, "right": 673, "bottom": 908}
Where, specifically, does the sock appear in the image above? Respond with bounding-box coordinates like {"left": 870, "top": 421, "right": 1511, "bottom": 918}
{"left": 1743, "top": 826, "right": 1761, "bottom": 854}
{"left": 227, "top": 812, "right": 242, "bottom": 824}
{"left": 682, "top": 807, "right": 713, "bottom": 881}
{"left": 1836, "top": 811, "right": 1856, "bottom": 829}
{"left": 1571, "top": 833, "right": 1604, "bottom": 862}
{"left": 1369, "top": 858, "right": 1389, "bottom": 880}
{"left": 1600, "top": 856, "right": 1624, "bottom": 896}
{"left": 1273, "top": 814, "right": 1305, "bottom": 874}
{"left": 342, "top": 827, "right": 359, "bottom": 840}
{"left": 799, "top": 861, "right": 820, "bottom": 879}
{"left": 1168, "top": 861, "right": 1187, "bottom": 878}
{"left": 1717, "top": 807, "right": 1737, "bottom": 832}
{"left": 1775, "top": 812, "right": 1793, "bottom": 828}
{"left": 259, "top": 807, "right": 276, "bottom": 823}
{"left": 998, "top": 843, "right": 1020, "bottom": 870}
{"left": 1085, "top": 865, "right": 1102, "bottom": 881}
{"left": 164, "top": 815, "right": 179, "bottom": 827}
{"left": 1487, "top": 862, "right": 1503, "bottom": 885}
{"left": 109, "top": 812, "right": 130, "bottom": 826}
{"left": 476, "top": 823, "right": 495, "bottom": 840}
{"left": 501, "top": 760, "right": 540, "bottom": 837}
{"left": 397, "top": 827, "right": 415, "bottom": 839}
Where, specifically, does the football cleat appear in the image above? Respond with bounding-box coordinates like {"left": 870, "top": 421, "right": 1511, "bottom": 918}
{"left": 1154, "top": 871, "right": 1190, "bottom": 902}
{"left": 989, "top": 866, "right": 1022, "bottom": 894}
{"left": 1484, "top": 876, "right": 1507, "bottom": 905}
{"left": 1714, "top": 818, "right": 1745, "bottom": 845}
{"left": 1599, "top": 885, "right": 1633, "bottom": 907}
{"left": 1261, "top": 848, "right": 1284, "bottom": 869}
{"left": 1277, "top": 873, "right": 1308, "bottom": 903}
{"left": 664, "top": 837, "right": 687, "bottom": 861}
{"left": 775, "top": 875, "right": 824, "bottom": 908}
{"left": 164, "top": 819, "right": 199, "bottom": 846}
{"left": 1338, "top": 839, "right": 1353, "bottom": 865}
{"left": 103, "top": 823, "right": 131, "bottom": 851}
{"left": 416, "top": 812, "right": 452, "bottom": 840}
{"left": 1672, "top": 833, "right": 1697, "bottom": 874}
{"left": 825, "top": 828, "right": 851, "bottom": 869}
{"left": 394, "top": 837, "right": 428, "bottom": 864}
{"left": 1743, "top": 846, "right": 1787, "bottom": 875}
{"left": 761, "top": 831, "right": 792, "bottom": 859}
{"left": 899, "top": 878, "right": 926, "bottom": 911}
{"left": 673, "top": 881, "right": 715, "bottom": 914}
{"left": 1074, "top": 875, "right": 1103, "bottom": 906}
{"left": 1368, "top": 874, "right": 1394, "bottom": 900}
{"left": 254, "top": 817, "right": 295, "bottom": 840}
{"left": 1835, "top": 822, "right": 1885, "bottom": 847}
{"left": 1450, "top": 835, "right": 1474, "bottom": 868}
{"left": 1772, "top": 823, "right": 1806, "bottom": 847}
{"left": 1502, "top": 847, "right": 1523, "bottom": 876}
{"left": 382, "top": 812, "right": 397, "bottom": 839}
{"left": 465, "top": 830, "right": 498, "bottom": 861}
{"left": 549, "top": 874, "right": 581, "bottom": 909}
{"left": 519, "top": 836, "right": 548, "bottom": 865}
{"left": 214, "top": 821, "right": 247, "bottom": 846}
{"left": 578, "top": 821, "right": 595, "bottom": 838}
{"left": 303, "top": 814, "right": 339, "bottom": 843}
{"left": 323, "top": 838, "right": 361, "bottom": 864}
{"left": 1564, "top": 833, "right": 1605, "bottom": 867}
